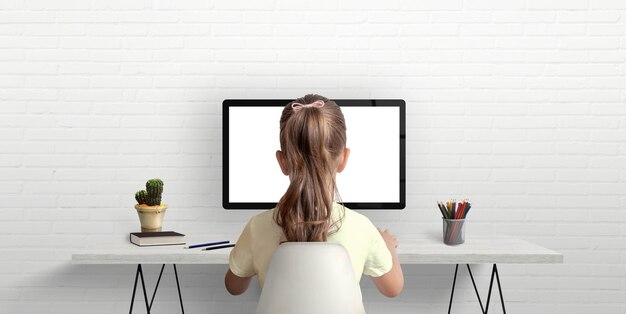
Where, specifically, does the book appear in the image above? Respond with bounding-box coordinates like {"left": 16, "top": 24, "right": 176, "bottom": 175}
{"left": 129, "top": 231, "right": 186, "bottom": 247}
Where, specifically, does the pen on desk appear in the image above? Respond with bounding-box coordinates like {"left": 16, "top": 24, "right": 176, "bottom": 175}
{"left": 184, "top": 240, "right": 230, "bottom": 249}
{"left": 203, "top": 243, "right": 236, "bottom": 251}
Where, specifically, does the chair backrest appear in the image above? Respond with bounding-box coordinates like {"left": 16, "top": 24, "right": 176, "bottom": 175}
{"left": 256, "top": 242, "right": 366, "bottom": 314}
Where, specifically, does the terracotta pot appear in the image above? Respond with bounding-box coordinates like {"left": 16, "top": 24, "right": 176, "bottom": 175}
{"left": 134, "top": 204, "right": 168, "bottom": 232}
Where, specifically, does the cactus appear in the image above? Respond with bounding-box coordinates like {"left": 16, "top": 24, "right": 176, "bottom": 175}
{"left": 134, "top": 178, "right": 165, "bottom": 206}
{"left": 145, "top": 178, "right": 164, "bottom": 206}
{"left": 135, "top": 190, "right": 148, "bottom": 205}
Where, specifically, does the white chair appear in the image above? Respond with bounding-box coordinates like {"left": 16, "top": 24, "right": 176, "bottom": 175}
{"left": 256, "top": 242, "right": 366, "bottom": 314}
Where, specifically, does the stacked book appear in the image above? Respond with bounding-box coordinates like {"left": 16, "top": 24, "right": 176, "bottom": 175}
{"left": 130, "top": 231, "right": 185, "bottom": 247}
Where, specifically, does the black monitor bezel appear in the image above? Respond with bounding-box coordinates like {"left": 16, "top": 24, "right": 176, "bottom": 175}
{"left": 222, "top": 99, "right": 406, "bottom": 210}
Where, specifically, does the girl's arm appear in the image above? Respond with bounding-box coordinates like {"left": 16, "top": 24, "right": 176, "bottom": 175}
{"left": 226, "top": 218, "right": 255, "bottom": 295}
{"left": 370, "top": 228, "right": 404, "bottom": 298}
{"left": 224, "top": 269, "right": 253, "bottom": 295}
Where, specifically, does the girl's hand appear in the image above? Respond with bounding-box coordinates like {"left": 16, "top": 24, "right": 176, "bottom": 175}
{"left": 377, "top": 228, "right": 398, "bottom": 251}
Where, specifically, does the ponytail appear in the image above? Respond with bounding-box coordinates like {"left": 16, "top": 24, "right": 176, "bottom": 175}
{"left": 274, "top": 94, "right": 347, "bottom": 242}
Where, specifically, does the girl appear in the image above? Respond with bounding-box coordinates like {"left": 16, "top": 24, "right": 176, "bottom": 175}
{"left": 224, "top": 94, "right": 404, "bottom": 298}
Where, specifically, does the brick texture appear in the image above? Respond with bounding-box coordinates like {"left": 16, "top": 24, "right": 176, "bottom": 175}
{"left": 0, "top": 1, "right": 625, "bottom": 313}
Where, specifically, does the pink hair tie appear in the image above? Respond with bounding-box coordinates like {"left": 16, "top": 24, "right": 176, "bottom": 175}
{"left": 291, "top": 100, "right": 325, "bottom": 112}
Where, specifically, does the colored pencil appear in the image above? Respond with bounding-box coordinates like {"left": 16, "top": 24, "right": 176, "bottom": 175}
{"left": 437, "top": 202, "right": 449, "bottom": 219}
{"left": 437, "top": 199, "right": 472, "bottom": 244}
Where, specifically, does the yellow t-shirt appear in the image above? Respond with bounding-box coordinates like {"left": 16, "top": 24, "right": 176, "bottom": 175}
{"left": 229, "top": 203, "right": 393, "bottom": 288}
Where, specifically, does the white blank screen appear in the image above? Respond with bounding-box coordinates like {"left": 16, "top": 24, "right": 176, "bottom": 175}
{"left": 228, "top": 106, "right": 399, "bottom": 204}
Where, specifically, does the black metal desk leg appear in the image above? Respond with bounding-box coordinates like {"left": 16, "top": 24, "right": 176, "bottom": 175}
{"left": 448, "top": 264, "right": 459, "bottom": 314}
{"left": 174, "top": 264, "right": 185, "bottom": 314}
{"left": 495, "top": 265, "right": 506, "bottom": 313}
{"left": 129, "top": 264, "right": 185, "bottom": 314}
{"left": 484, "top": 264, "right": 506, "bottom": 314}
{"left": 129, "top": 264, "right": 151, "bottom": 314}
{"left": 467, "top": 264, "right": 486, "bottom": 313}
{"left": 448, "top": 264, "right": 507, "bottom": 314}
{"left": 148, "top": 264, "right": 166, "bottom": 310}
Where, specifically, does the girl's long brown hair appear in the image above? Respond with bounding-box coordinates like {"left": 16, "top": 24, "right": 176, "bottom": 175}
{"left": 274, "top": 94, "right": 347, "bottom": 242}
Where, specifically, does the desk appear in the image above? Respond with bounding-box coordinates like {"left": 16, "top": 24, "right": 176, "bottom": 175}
{"left": 72, "top": 235, "right": 563, "bottom": 313}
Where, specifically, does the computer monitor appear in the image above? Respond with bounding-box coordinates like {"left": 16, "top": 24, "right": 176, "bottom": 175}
{"left": 223, "top": 99, "right": 405, "bottom": 210}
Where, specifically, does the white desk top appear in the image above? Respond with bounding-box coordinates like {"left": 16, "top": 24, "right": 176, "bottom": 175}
{"left": 72, "top": 235, "right": 563, "bottom": 265}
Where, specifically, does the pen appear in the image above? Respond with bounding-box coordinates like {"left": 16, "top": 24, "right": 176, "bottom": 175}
{"left": 203, "top": 243, "right": 236, "bottom": 251}
{"left": 184, "top": 240, "right": 230, "bottom": 249}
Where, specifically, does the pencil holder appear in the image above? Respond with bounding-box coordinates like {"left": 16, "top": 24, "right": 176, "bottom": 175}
{"left": 442, "top": 218, "right": 465, "bottom": 245}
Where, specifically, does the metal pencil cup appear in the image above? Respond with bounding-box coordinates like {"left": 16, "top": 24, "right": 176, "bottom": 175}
{"left": 443, "top": 218, "right": 465, "bottom": 245}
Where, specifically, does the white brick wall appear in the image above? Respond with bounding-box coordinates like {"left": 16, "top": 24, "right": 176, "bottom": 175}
{"left": 0, "top": 0, "right": 625, "bottom": 313}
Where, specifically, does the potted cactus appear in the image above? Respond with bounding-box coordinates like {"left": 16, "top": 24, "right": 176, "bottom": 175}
{"left": 134, "top": 178, "right": 168, "bottom": 232}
